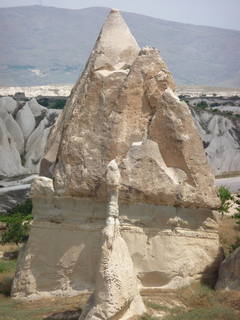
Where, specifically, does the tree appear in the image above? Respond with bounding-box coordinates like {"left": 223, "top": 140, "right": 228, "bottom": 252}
{"left": 0, "top": 199, "right": 33, "bottom": 246}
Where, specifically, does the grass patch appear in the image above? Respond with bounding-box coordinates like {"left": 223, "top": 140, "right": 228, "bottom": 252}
{"left": 0, "top": 294, "right": 88, "bottom": 320}
{"left": 164, "top": 305, "right": 236, "bottom": 320}
{"left": 0, "top": 259, "right": 17, "bottom": 273}
{"left": 143, "top": 283, "right": 240, "bottom": 319}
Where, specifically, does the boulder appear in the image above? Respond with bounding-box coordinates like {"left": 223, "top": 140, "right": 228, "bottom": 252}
{"left": 12, "top": 9, "right": 223, "bottom": 304}
{"left": 215, "top": 247, "right": 240, "bottom": 291}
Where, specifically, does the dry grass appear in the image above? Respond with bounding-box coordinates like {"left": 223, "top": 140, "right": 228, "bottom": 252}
{"left": 0, "top": 293, "right": 90, "bottom": 320}
{"left": 215, "top": 171, "right": 240, "bottom": 179}
{"left": 141, "top": 283, "right": 240, "bottom": 319}
{"left": 218, "top": 214, "right": 240, "bottom": 255}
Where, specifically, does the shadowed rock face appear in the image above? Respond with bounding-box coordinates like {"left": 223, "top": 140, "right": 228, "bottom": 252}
{"left": 40, "top": 9, "right": 220, "bottom": 210}
{"left": 215, "top": 246, "right": 240, "bottom": 291}
{"left": 12, "top": 9, "right": 223, "bottom": 303}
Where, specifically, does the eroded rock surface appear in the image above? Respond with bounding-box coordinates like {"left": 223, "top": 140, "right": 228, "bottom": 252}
{"left": 0, "top": 97, "right": 60, "bottom": 176}
{"left": 215, "top": 247, "right": 240, "bottom": 291}
{"left": 12, "top": 9, "right": 223, "bottom": 303}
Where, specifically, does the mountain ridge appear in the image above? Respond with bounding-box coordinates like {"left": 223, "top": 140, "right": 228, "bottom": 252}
{"left": 1, "top": 6, "right": 240, "bottom": 87}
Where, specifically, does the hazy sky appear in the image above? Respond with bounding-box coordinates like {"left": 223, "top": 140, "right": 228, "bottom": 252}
{"left": 0, "top": 0, "right": 239, "bottom": 31}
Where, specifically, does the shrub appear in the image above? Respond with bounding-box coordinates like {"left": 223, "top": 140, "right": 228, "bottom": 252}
{"left": 218, "top": 185, "right": 234, "bottom": 217}
{"left": 196, "top": 100, "right": 208, "bottom": 109}
{"left": 50, "top": 99, "right": 66, "bottom": 109}
{"left": 0, "top": 199, "right": 33, "bottom": 246}
{"left": 37, "top": 99, "right": 49, "bottom": 107}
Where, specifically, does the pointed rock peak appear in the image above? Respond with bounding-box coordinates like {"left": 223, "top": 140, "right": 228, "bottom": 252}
{"left": 92, "top": 9, "right": 140, "bottom": 70}
{"left": 110, "top": 8, "right": 119, "bottom": 13}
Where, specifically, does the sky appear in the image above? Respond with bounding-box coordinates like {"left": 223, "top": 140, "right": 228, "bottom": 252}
{"left": 0, "top": 0, "right": 240, "bottom": 31}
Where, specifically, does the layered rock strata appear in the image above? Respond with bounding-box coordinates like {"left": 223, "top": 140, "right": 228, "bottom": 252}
{"left": 12, "top": 9, "right": 223, "bottom": 303}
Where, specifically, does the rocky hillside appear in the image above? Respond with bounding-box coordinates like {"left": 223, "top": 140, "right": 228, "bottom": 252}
{"left": 0, "top": 6, "right": 240, "bottom": 87}
{"left": 0, "top": 96, "right": 60, "bottom": 177}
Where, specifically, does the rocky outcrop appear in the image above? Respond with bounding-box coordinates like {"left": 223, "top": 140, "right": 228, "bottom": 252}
{"left": 192, "top": 108, "right": 240, "bottom": 175}
{"left": 215, "top": 247, "right": 240, "bottom": 291}
{"left": 12, "top": 9, "right": 223, "bottom": 305}
{"left": 0, "top": 97, "right": 60, "bottom": 177}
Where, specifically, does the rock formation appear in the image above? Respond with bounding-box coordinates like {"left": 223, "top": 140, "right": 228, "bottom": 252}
{"left": 0, "top": 97, "right": 60, "bottom": 177}
{"left": 215, "top": 246, "right": 240, "bottom": 291}
{"left": 79, "top": 160, "right": 146, "bottom": 319}
{"left": 12, "top": 9, "right": 223, "bottom": 309}
{"left": 192, "top": 108, "right": 240, "bottom": 175}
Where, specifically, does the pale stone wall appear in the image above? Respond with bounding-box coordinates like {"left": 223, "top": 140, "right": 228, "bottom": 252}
{"left": 12, "top": 189, "right": 223, "bottom": 299}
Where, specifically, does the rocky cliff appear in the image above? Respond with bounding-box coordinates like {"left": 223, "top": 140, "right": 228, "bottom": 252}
{"left": 12, "top": 10, "right": 223, "bottom": 309}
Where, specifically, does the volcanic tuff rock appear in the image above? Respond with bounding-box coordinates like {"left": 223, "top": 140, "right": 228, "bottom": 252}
{"left": 40, "top": 9, "right": 219, "bottom": 209}
{"left": 12, "top": 9, "right": 223, "bottom": 303}
{"left": 192, "top": 108, "right": 240, "bottom": 175}
{"left": 215, "top": 247, "right": 240, "bottom": 291}
{"left": 0, "top": 97, "right": 60, "bottom": 176}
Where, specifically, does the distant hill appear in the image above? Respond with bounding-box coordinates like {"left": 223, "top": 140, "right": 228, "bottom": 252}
{"left": 1, "top": 5, "right": 240, "bottom": 88}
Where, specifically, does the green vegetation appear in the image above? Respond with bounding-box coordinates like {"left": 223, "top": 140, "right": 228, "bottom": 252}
{"left": 218, "top": 185, "right": 234, "bottom": 217}
{"left": 210, "top": 102, "right": 220, "bottom": 107}
{"left": 164, "top": 306, "right": 236, "bottom": 320}
{"left": 0, "top": 199, "right": 33, "bottom": 246}
{"left": 51, "top": 99, "right": 67, "bottom": 109}
{"left": 37, "top": 99, "right": 49, "bottom": 107}
{"left": 0, "top": 260, "right": 17, "bottom": 274}
{"left": 196, "top": 100, "right": 208, "bottom": 109}
{"left": 142, "top": 282, "right": 240, "bottom": 320}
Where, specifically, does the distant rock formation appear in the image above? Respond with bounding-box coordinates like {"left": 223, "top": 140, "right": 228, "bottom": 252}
{"left": 12, "top": 9, "right": 223, "bottom": 310}
{"left": 192, "top": 108, "right": 240, "bottom": 175}
{"left": 0, "top": 97, "right": 60, "bottom": 177}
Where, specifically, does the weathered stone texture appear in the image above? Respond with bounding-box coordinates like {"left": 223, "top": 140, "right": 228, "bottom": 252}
{"left": 215, "top": 246, "right": 240, "bottom": 291}
{"left": 12, "top": 9, "right": 223, "bottom": 304}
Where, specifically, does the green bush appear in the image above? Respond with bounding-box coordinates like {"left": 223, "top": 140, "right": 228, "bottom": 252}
{"left": 218, "top": 185, "right": 234, "bottom": 217}
{"left": 196, "top": 100, "right": 208, "bottom": 109}
{"left": 0, "top": 199, "right": 33, "bottom": 246}
{"left": 37, "top": 100, "right": 49, "bottom": 107}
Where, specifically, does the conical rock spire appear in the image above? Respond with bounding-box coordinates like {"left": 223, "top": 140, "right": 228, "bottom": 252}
{"left": 40, "top": 8, "right": 140, "bottom": 179}
{"left": 12, "top": 8, "right": 223, "bottom": 303}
